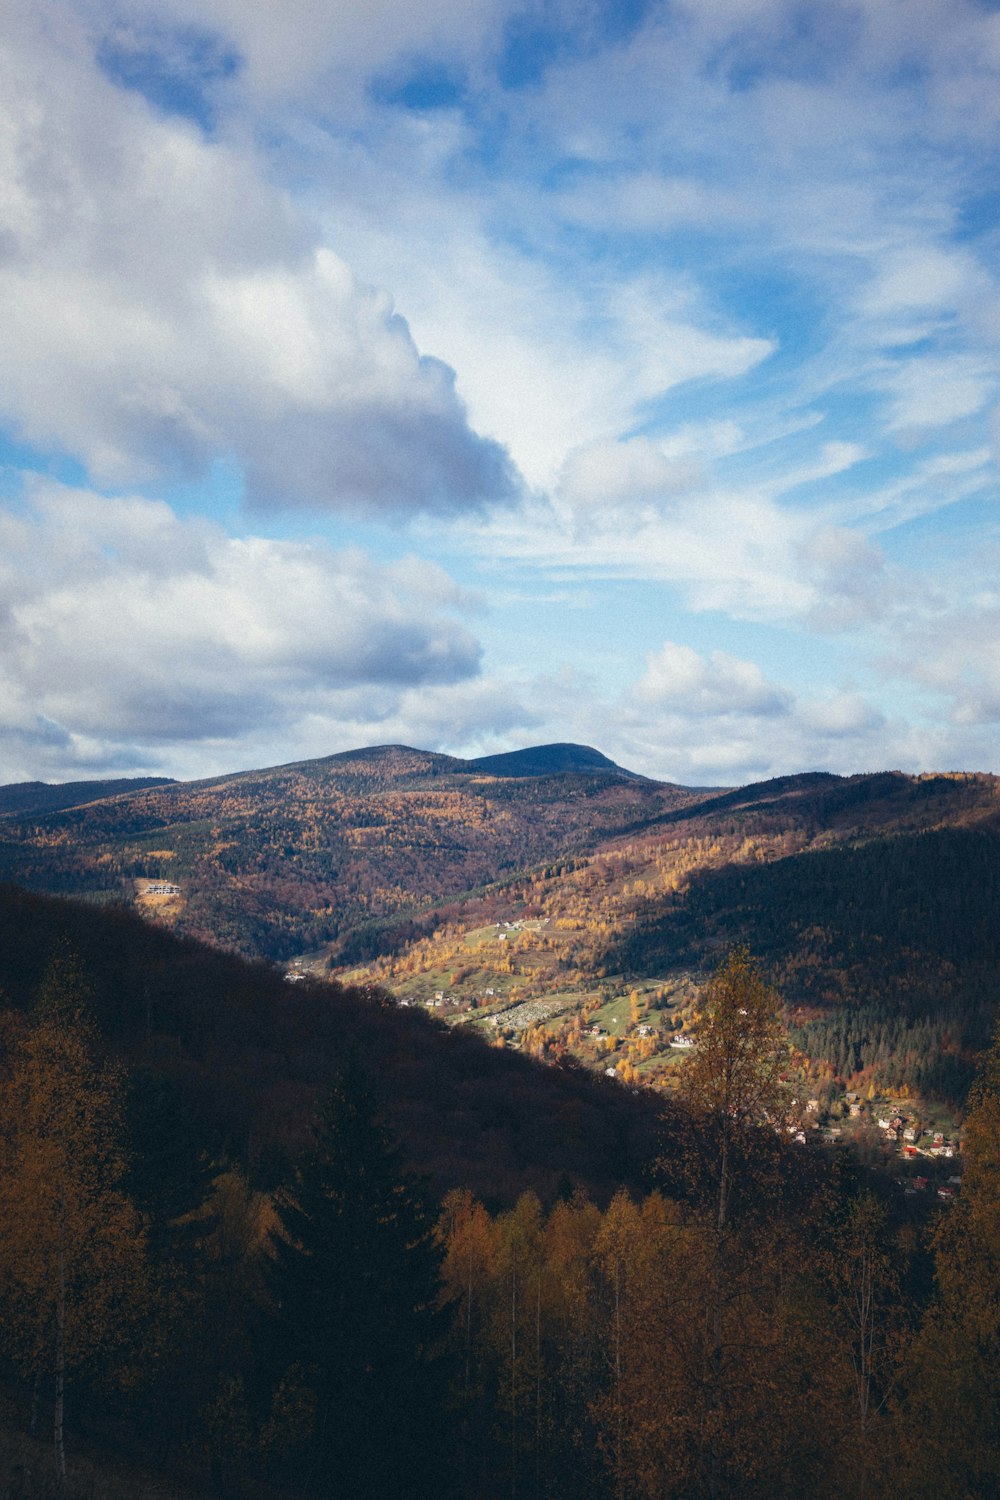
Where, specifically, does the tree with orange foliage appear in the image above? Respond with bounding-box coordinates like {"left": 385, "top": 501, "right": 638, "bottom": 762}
{"left": 676, "top": 947, "right": 790, "bottom": 1498}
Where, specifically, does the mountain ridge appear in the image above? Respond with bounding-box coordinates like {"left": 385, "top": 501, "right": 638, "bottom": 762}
{"left": 1, "top": 747, "right": 999, "bottom": 1110}
{"left": 0, "top": 775, "right": 176, "bottom": 819}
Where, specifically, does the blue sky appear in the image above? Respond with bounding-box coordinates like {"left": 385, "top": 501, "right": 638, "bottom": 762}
{"left": 1, "top": 0, "right": 999, "bottom": 786}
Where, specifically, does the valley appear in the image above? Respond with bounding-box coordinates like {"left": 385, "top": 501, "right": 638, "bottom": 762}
{"left": 3, "top": 743, "right": 999, "bottom": 1142}
{"left": 1, "top": 746, "right": 999, "bottom": 1496}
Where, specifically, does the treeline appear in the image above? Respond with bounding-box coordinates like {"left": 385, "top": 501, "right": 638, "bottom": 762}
{"left": 3, "top": 946, "right": 1000, "bottom": 1497}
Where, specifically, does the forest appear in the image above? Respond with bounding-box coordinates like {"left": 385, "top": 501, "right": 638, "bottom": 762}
{"left": 0, "top": 745, "right": 696, "bottom": 961}
{"left": 0, "top": 893, "right": 998, "bottom": 1498}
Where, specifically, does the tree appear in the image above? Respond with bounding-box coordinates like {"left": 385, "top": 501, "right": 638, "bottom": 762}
{"left": 264, "top": 1059, "right": 449, "bottom": 1499}
{"left": 826, "top": 1189, "right": 904, "bottom": 1499}
{"left": 674, "top": 948, "right": 789, "bottom": 1498}
{"left": 0, "top": 945, "right": 147, "bottom": 1482}
{"left": 679, "top": 947, "right": 788, "bottom": 1237}
{"left": 896, "top": 1027, "right": 1000, "bottom": 1496}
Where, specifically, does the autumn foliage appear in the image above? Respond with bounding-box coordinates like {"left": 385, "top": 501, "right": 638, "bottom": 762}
{"left": 0, "top": 897, "right": 998, "bottom": 1495}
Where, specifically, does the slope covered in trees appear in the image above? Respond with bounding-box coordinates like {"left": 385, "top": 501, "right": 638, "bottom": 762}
{"left": 0, "top": 882, "right": 665, "bottom": 1205}
{"left": 2, "top": 929, "right": 999, "bottom": 1498}
{"left": 0, "top": 776, "right": 174, "bottom": 818}
{"left": 0, "top": 744, "right": 697, "bottom": 961}
{"left": 3, "top": 749, "right": 1000, "bottom": 1110}
{"left": 342, "top": 767, "right": 1000, "bottom": 1108}
{"left": 607, "top": 825, "right": 1000, "bottom": 1099}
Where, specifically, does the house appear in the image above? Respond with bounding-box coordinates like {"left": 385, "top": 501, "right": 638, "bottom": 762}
{"left": 937, "top": 1185, "right": 958, "bottom": 1201}
{"left": 670, "top": 1035, "right": 695, "bottom": 1050}
{"left": 806, "top": 1099, "right": 820, "bottom": 1113}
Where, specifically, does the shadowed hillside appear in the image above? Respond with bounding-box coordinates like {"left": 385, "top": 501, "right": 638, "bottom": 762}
{"left": 0, "top": 882, "right": 667, "bottom": 1205}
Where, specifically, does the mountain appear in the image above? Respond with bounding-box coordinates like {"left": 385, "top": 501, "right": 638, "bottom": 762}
{"left": 0, "top": 775, "right": 175, "bottom": 818}
{"left": 0, "top": 742, "right": 700, "bottom": 959}
{"left": 462, "top": 742, "right": 644, "bottom": 778}
{"left": 2, "top": 746, "right": 999, "bottom": 1111}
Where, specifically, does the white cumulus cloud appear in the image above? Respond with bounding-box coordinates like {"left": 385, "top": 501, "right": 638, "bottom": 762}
{"left": 0, "top": 6, "right": 517, "bottom": 516}
{"left": 0, "top": 479, "right": 485, "bottom": 780}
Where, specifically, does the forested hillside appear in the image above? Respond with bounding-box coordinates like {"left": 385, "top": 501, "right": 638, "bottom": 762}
{"left": 3, "top": 749, "right": 999, "bottom": 1117}
{"left": 0, "top": 883, "right": 663, "bottom": 1204}
{"left": 0, "top": 744, "right": 697, "bottom": 960}
{"left": 2, "top": 913, "right": 999, "bottom": 1499}
{"left": 344, "top": 765, "right": 1000, "bottom": 1110}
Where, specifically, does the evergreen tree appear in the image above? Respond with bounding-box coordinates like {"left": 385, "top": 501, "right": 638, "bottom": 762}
{"left": 264, "top": 1058, "right": 449, "bottom": 1498}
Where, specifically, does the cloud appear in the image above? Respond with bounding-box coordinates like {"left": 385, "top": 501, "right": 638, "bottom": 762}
{"left": 0, "top": 480, "right": 484, "bottom": 779}
{"left": 100, "top": 0, "right": 505, "bottom": 106}
{"left": 557, "top": 437, "right": 703, "bottom": 521}
{"left": 878, "top": 355, "right": 997, "bottom": 433}
{"left": 0, "top": 7, "right": 518, "bottom": 516}
{"left": 601, "top": 647, "right": 908, "bottom": 786}
{"left": 796, "top": 524, "right": 888, "bottom": 631}
{"left": 590, "top": 641, "right": 900, "bottom": 784}
{"left": 633, "top": 642, "right": 792, "bottom": 718}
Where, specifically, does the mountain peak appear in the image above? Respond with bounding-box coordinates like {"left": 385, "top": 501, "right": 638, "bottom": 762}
{"left": 461, "top": 743, "right": 644, "bottom": 779}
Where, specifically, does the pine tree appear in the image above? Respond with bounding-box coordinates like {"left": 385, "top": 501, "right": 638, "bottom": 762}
{"left": 264, "top": 1058, "right": 449, "bottom": 1498}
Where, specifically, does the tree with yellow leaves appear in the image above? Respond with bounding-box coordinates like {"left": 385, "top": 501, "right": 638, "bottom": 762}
{"left": 676, "top": 947, "right": 789, "bottom": 1498}
{"left": 679, "top": 946, "right": 788, "bottom": 1237}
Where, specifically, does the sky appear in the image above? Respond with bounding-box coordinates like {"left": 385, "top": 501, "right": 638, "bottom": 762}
{"left": 1, "top": 0, "right": 999, "bottom": 788}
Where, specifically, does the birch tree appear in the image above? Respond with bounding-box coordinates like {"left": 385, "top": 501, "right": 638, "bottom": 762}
{"left": 676, "top": 947, "right": 788, "bottom": 1498}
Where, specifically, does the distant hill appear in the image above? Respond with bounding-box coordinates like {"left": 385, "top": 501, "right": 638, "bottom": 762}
{"left": 4, "top": 748, "right": 1000, "bottom": 1106}
{"left": 0, "top": 776, "right": 175, "bottom": 818}
{"left": 461, "top": 743, "right": 644, "bottom": 779}
{"left": 0, "top": 743, "right": 698, "bottom": 960}
{"left": 342, "top": 767, "right": 1000, "bottom": 1108}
